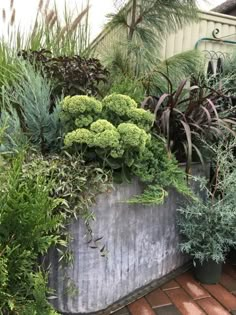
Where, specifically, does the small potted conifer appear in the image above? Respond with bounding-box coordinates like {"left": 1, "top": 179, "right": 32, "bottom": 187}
{"left": 177, "top": 140, "right": 236, "bottom": 284}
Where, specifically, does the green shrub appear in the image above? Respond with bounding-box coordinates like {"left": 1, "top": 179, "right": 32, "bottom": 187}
{"left": 178, "top": 198, "right": 236, "bottom": 264}
{"left": 0, "top": 152, "right": 63, "bottom": 314}
{"left": 178, "top": 140, "right": 236, "bottom": 263}
{"left": 102, "top": 93, "right": 137, "bottom": 117}
{"left": 0, "top": 147, "right": 112, "bottom": 314}
{"left": 108, "top": 75, "right": 145, "bottom": 103}
{"left": 129, "top": 137, "right": 193, "bottom": 204}
{"left": 62, "top": 94, "right": 153, "bottom": 164}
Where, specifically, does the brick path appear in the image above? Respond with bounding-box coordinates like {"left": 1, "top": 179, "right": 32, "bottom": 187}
{"left": 113, "top": 264, "right": 236, "bottom": 315}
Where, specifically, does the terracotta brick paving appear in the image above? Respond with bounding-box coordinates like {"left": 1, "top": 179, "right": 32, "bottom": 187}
{"left": 146, "top": 289, "right": 172, "bottom": 308}
{"left": 113, "top": 264, "right": 236, "bottom": 315}
{"left": 161, "top": 280, "right": 180, "bottom": 291}
{"left": 128, "top": 298, "right": 155, "bottom": 315}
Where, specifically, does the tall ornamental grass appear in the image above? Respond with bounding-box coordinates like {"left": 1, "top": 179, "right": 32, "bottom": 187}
{"left": 0, "top": 0, "right": 91, "bottom": 87}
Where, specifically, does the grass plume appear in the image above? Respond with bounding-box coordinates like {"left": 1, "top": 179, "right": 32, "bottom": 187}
{"left": 70, "top": 6, "right": 89, "bottom": 32}
{"left": 0, "top": 0, "right": 91, "bottom": 98}
{"left": 45, "top": 9, "right": 55, "bottom": 25}
{"left": 0, "top": 0, "right": 90, "bottom": 56}
{"left": 38, "top": 0, "right": 44, "bottom": 11}
{"left": 10, "top": 8, "right": 16, "bottom": 26}
{"left": 44, "top": 0, "right": 50, "bottom": 14}
{"left": 10, "top": 0, "right": 14, "bottom": 10}
{"left": 2, "top": 9, "right": 6, "bottom": 22}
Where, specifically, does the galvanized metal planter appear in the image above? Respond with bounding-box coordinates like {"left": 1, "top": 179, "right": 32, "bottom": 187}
{"left": 47, "top": 164, "right": 207, "bottom": 314}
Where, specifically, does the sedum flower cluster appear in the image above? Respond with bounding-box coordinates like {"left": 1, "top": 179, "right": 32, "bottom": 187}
{"left": 63, "top": 94, "right": 154, "bottom": 167}
{"left": 61, "top": 93, "right": 154, "bottom": 131}
{"left": 64, "top": 119, "right": 151, "bottom": 167}
{"left": 62, "top": 93, "right": 191, "bottom": 204}
{"left": 61, "top": 95, "right": 103, "bottom": 130}
{"left": 102, "top": 94, "right": 154, "bottom": 131}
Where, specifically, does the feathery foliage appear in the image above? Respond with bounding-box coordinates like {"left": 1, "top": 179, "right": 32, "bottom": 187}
{"left": 178, "top": 139, "right": 236, "bottom": 263}
{"left": 103, "top": 0, "right": 199, "bottom": 77}
{"left": 101, "top": 49, "right": 204, "bottom": 106}
{"left": 142, "top": 50, "right": 204, "bottom": 94}
{"left": 106, "top": 0, "right": 198, "bottom": 50}
{"left": 0, "top": 152, "right": 63, "bottom": 314}
{"left": 107, "top": 75, "right": 145, "bottom": 103}
{"left": 0, "top": 146, "right": 112, "bottom": 314}
{"left": 0, "top": 103, "right": 26, "bottom": 154}
{"left": 98, "top": 0, "right": 203, "bottom": 106}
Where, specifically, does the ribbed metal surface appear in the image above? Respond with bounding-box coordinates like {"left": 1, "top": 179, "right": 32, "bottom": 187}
{"left": 47, "top": 164, "right": 207, "bottom": 314}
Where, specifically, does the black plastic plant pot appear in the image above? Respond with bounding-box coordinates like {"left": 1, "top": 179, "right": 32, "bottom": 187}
{"left": 193, "top": 259, "right": 222, "bottom": 284}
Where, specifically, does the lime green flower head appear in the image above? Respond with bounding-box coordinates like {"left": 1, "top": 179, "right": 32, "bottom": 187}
{"left": 110, "top": 145, "right": 125, "bottom": 158}
{"left": 102, "top": 94, "right": 137, "bottom": 117}
{"left": 62, "top": 95, "right": 102, "bottom": 115}
{"left": 64, "top": 128, "right": 94, "bottom": 147}
{"left": 90, "top": 119, "right": 116, "bottom": 133}
{"left": 75, "top": 115, "right": 94, "bottom": 128}
{"left": 117, "top": 123, "right": 150, "bottom": 151}
{"left": 94, "top": 129, "right": 120, "bottom": 149}
{"left": 127, "top": 108, "right": 154, "bottom": 131}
